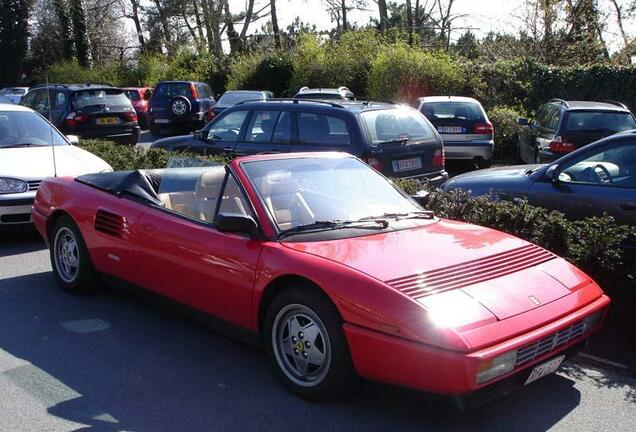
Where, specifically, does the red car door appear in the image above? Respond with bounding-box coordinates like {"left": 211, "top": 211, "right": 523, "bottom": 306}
{"left": 133, "top": 173, "right": 264, "bottom": 329}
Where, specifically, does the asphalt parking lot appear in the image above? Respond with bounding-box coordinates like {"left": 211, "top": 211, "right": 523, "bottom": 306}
{"left": 1, "top": 230, "right": 635, "bottom": 432}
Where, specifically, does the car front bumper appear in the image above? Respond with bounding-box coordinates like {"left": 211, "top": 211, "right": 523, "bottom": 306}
{"left": 443, "top": 141, "right": 494, "bottom": 161}
{"left": 343, "top": 293, "right": 609, "bottom": 397}
{"left": 0, "top": 192, "right": 35, "bottom": 225}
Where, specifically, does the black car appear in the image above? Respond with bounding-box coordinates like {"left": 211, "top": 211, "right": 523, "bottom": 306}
{"left": 443, "top": 131, "right": 636, "bottom": 227}
{"left": 294, "top": 86, "right": 356, "bottom": 101}
{"left": 518, "top": 99, "right": 636, "bottom": 164}
{"left": 21, "top": 84, "right": 140, "bottom": 144}
{"left": 212, "top": 90, "right": 273, "bottom": 117}
{"left": 152, "top": 99, "right": 448, "bottom": 185}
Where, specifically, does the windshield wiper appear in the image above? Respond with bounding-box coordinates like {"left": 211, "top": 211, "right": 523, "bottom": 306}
{"left": 358, "top": 211, "right": 434, "bottom": 221}
{"left": 278, "top": 219, "right": 389, "bottom": 239}
{"left": 1, "top": 143, "right": 45, "bottom": 148}
{"left": 376, "top": 137, "right": 409, "bottom": 146}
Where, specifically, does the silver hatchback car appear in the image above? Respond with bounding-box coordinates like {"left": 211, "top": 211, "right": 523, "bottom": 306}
{"left": 417, "top": 96, "right": 494, "bottom": 168}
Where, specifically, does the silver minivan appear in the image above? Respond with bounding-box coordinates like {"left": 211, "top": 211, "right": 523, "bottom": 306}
{"left": 417, "top": 96, "right": 494, "bottom": 168}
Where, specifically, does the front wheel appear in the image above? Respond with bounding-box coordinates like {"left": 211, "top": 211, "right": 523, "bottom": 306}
{"left": 264, "top": 287, "right": 356, "bottom": 400}
{"left": 50, "top": 215, "right": 100, "bottom": 294}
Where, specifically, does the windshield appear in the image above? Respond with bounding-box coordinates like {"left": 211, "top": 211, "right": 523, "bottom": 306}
{"left": 361, "top": 108, "right": 437, "bottom": 146}
{"left": 217, "top": 92, "right": 264, "bottom": 107}
{"left": 0, "top": 88, "right": 26, "bottom": 95}
{"left": 125, "top": 90, "right": 141, "bottom": 102}
{"left": 565, "top": 111, "right": 636, "bottom": 133}
{"left": 242, "top": 156, "right": 422, "bottom": 232}
{"left": 420, "top": 102, "right": 485, "bottom": 122}
{"left": 72, "top": 89, "right": 130, "bottom": 109}
{"left": 0, "top": 111, "right": 68, "bottom": 148}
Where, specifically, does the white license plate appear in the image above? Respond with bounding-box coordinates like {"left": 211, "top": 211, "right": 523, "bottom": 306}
{"left": 392, "top": 157, "right": 422, "bottom": 172}
{"left": 438, "top": 126, "right": 464, "bottom": 134}
{"left": 155, "top": 119, "right": 171, "bottom": 124}
{"left": 524, "top": 355, "right": 565, "bottom": 385}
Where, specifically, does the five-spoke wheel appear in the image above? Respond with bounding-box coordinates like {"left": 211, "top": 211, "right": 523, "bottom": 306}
{"left": 53, "top": 227, "right": 80, "bottom": 283}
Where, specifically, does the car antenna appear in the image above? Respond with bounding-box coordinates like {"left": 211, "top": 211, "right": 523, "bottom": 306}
{"left": 46, "top": 75, "right": 58, "bottom": 177}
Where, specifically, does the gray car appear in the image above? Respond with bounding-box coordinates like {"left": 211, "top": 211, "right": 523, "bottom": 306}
{"left": 442, "top": 131, "right": 636, "bottom": 227}
{"left": 418, "top": 96, "right": 494, "bottom": 168}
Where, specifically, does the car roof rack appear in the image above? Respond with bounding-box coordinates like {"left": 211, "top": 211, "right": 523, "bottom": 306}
{"left": 549, "top": 98, "right": 570, "bottom": 108}
{"left": 298, "top": 86, "right": 310, "bottom": 93}
{"left": 602, "top": 100, "right": 628, "bottom": 110}
{"left": 358, "top": 99, "right": 401, "bottom": 106}
{"left": 235, "top": 98, "right": 345, "bottom": 108}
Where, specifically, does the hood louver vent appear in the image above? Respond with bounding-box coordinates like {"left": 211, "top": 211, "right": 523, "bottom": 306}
{"left": 95, "top": 209, "right": 128, "bottom": 239}
{"left": 387, "top": 244, "right": 555, "bottom": 300}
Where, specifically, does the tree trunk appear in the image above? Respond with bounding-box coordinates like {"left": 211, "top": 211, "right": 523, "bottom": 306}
{"left": 223, "top": 0, "right": 241, "bottom": 54}
{"left": 610, "top": 0, "right": 629, "bottom": 48}
{"left": 129, "top": 0, "right": 145, "bottom": 52}
{"left": 209, "top": 0, "right": 223, "bottom": 57}
{"left": 406, "top": 0, "right": 414, "bottom": 45}
{"left": 0, "top": 0, "right": 31, "bottom": 84}
{"left": 240, "top": 0, "right": 255, "bottom": 41}
{"left": 341, "top": 0, "right": 348, "bottom": 32}
{"left": 53, "top": 0, "right": 75, "bottom": 59}
{"left": 69, "top": 0, "right": 92, "bottom": 67}
{"left": 377, "top": 0, "right": 388, "bottom": 29}
{"left": 152, "top": 0, "right": 173, "bottom": 54}
{"left": 192, "top": 0, "right": 206, "bottom": 47}
{"left": 200, "top": 0, "right": 214, "bottom": 53}
{"left": 271, "top": 0, "right": 281, "bottom": 49}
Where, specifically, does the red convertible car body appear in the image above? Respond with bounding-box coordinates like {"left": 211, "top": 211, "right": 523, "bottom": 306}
{"left": 32, "top": 152, "right": 610, "bottom": 405}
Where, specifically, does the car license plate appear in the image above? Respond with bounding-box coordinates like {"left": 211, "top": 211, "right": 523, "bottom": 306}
{"left": 155, "top": 118, "right": 171, "bottom": 124}
{"left": 392, "top": 157, "right": 422, "bottom": 172}
{"left": 97, "top": 117, "right": 119, "bottom": 125}
{"left": 524, "top": 355, "right": 565, "bottom": 385}
{"left": 438, "top": 126, "right": 464, "bottom": 134}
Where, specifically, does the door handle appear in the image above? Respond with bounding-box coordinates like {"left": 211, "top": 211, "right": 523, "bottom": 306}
{"left": 620, "top": 201, "right": 636, "bottom": 211}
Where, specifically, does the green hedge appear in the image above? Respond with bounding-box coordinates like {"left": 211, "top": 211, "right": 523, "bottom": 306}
{"left": 488, "top": 106, "right": 524, "bottom": 161}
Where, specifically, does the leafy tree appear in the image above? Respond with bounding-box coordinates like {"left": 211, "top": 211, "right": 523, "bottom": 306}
{"left": 0, "top": 0, "right": 32, "bottom": 85}
{"left": 69, "top": 0, "right": 91, "bottom": 67}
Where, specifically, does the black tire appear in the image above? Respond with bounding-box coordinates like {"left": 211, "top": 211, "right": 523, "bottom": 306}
{"left": 50, "top": 215, "right": 100, "bottom": 294}
{"left": 478, "top": 158, "right": 492, "bottom": 169}
{"left": 170, "top": 96, "right": 191, "bottom": 118}
{"left": 264, "top": 286, "right": 357, "bottom": 400}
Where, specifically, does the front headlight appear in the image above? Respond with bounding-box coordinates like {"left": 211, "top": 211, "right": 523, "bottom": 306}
{"left": 476, "top": 350, "right": 517, "bottom": 384}
{"left": 0, "top": 178, "right": 28, "bottom": 194}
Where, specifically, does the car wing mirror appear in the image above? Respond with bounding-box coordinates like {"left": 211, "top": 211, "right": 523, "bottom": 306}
{"left": 545, "top": 164, "right": 559, "bottom": 182}
{"left": 66, "top": 135, "right": 80, "bottom": 145}
{"left": 518, "top": 117, "right": 529, "bottom": 126}
{"left": 194, "top": 129, "right": 206, "bottom": 140}
{"left": 144, "top": 89, "right": 152, "bottom": 100}
{"left": 216, "top": 212, "right": 259, "bottom": 237}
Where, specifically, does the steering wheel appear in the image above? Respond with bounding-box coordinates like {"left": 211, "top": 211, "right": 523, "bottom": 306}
{"left": 593, "top": 164, "right": 612, "bottom": 184}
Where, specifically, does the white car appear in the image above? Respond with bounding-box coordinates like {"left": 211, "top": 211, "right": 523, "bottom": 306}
{"left": 0, "top": 87, "right": 29, "bottom": 104}
{"left": 0, "top": 104, "right": 112, "bottom": 226}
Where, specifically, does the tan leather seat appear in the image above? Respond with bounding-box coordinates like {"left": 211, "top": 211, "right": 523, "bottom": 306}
{"left": 261, "top": 174, "right": 314, "bottom": 230}
{"left": 195, "top": 170, "right": 225, "bottom": 221}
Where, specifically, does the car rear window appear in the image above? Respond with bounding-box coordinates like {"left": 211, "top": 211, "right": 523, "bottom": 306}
{"left": 420, "top": 102, "right": 485, "bottom": 122}
{"left": 217, "top": 92, "right": 264, "bottom": 107}
{"left": 125, "top": 90, "right": 141, "bottom": 101}
{"left": 565, "top": 111, "right": 636, "bottom": 133}
{"left": 361, "top": 108, "right": 437, "bottom": 146}
{"left": 154, "top": 83, "right": 193, "bottom": 98}
{"left": 72, "top": 89, "right": 130, "bottom": 109}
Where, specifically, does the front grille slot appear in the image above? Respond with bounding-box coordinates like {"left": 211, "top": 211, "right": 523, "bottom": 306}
{"left": 515, "top": 320, "right": 588, "bottom": 366}
{"left": 27, "top": 180, "right": 41, "bottom": 191}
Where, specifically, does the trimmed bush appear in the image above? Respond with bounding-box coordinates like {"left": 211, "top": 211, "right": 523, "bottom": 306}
{"left": 227, "top": 51, "right": 294, "bottom": 96}
{"left": 488, "top": 106, "right": 524, "bottom": 161}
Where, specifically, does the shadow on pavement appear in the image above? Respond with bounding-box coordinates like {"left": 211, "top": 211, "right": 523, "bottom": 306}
{"left": 0, "top": 228, "right": 46, "bottom": 257}
{"left": 0, "top": 271, "right": 586, "bottom": 431}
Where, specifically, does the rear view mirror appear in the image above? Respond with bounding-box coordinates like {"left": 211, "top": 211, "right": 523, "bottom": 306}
{"left": 216, "top": 212, "right": 259, "bottom": 237}
{"left": 66, "top": 135, "right": 80, "bottom": 145}
{"left": 518, "top": 118, "right": 529, "bottom": 126}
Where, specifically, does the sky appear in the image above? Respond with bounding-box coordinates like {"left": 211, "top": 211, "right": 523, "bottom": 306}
{"left": 228, "top": 0, "right": 632, "bottom": 52}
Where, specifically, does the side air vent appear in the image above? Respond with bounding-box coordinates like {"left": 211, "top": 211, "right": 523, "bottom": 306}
{"left": 387, "top": 244, "right": 555, "bottom": 300}
{"left": 95, "top": 209, "right": 128, "bottom": 239}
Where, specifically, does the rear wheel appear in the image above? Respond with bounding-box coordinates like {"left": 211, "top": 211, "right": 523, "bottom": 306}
{"left": 50, "top": 215, "right": 100, "bottom": 294}
{"left": 264, "top": 287, "right": 356, "bottom": 400}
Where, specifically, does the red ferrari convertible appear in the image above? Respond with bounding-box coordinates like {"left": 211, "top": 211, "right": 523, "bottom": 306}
{"left": 32, "top": 152, "right": 609, "bottom": 405}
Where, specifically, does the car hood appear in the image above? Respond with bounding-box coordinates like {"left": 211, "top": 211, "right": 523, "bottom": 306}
{"left": 442, "top": 164, "right": 544, "bottom": 196}
{"left": 152, "top": 134, "right": 197, "bottom": 149}
{"left": 283, "top": 219, "right": 585, "bottom": 326}
{"left": 0, "top": 146, "right": 112, "bottom": 180}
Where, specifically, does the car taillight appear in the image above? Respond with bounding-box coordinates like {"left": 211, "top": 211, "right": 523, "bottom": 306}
{"left": 65, "top": 112, "right": 89, "bottom": 127}
{"left": 474, "top": 122, "right": 494, "bottom": 136}
{"left": 549, "top": 136, "right": 575, "bottom": 154}
{"left": 365, "top": 157, "right": 382, "bottom": 171}
{"left": 432, "top": 148, "right": 445, "bottom": 169}
{"left": 124, "top": 112, "right": 138, "bottom": 122}
{"left": 190, "top": 83, "right": 198, "bottom": 99}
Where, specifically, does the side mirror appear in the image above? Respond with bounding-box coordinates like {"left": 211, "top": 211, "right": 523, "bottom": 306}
{"left": 144, "top": 89, "right": 152, "bottom": 100}
{"left": 545, "top": 164, "right": 559, "bottom": 182}
{"left": 216, "top": 212, "right": 259, "bottom": 237}
{"left": 194, "top": 129, "right": 205, "bottom": 140}
{"left": 66, "top": 135, "right": 80, "bottom": 145}
{"left": 518, "top": 118, "right": 529, "bottom": 126}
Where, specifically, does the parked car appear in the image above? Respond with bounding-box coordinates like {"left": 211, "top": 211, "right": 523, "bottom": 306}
{"left": 152, "top": 99, "right": 448, "bottom": 185}
{"left": 418, "top": 96, "right": 494, "bottom": 168}
{"left": 33, "top": 152, "right": 609, "bottom": 404}
{"left": 212, "top": 90, "right": 273, "bottom": 118}
{"left": 0, "top": 103, "right": 111, "bottom": 226}
{"left": 294, "top": 86, "right": 355, "bottom": 100}
{"left": 148, "top": 81, "right": 215, "bottom": 136}
{"left": 124, "top": 87, "right": 153, "bottom": 129}
{"left": 443, "top": 131, "right": 636, "bottom": 227}
{"left": 21, "top": 84, "right": 141, "bottom": 144}
{"left": 0, "top": 87, "right": 29, "bottom": 104}
{"left": 517, "top": 99, "right": 636, "bottom": 164}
